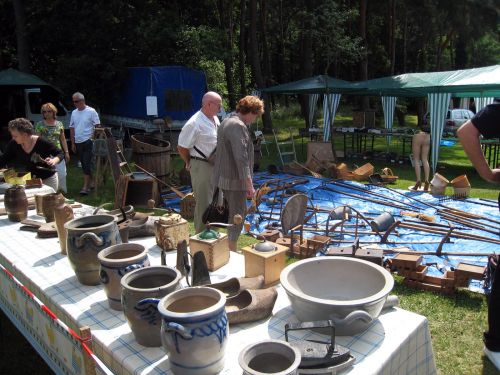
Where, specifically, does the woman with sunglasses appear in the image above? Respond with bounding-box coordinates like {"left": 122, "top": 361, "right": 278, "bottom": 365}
{"left": 35, "top": 103, "right": 70, "bottom": 193}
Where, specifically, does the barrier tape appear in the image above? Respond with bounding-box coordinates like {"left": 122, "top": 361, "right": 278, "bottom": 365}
{"left": 0, "top": 262, "right": 115, "bottom": 375}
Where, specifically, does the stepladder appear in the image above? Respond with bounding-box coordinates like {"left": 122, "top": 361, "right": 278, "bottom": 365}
{"left": 93, "top": 127, "right": 132, "bottom": 193}
{"left": 273, "top": 128, "right": 297, "bottom": 166}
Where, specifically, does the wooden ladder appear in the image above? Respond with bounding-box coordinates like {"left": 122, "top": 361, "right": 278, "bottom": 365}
{"left": 273, "top": 128, "right": 297, "bottom": 166}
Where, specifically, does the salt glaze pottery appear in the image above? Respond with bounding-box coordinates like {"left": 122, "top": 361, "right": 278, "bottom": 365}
{"left": 65, "top": 214, "right": 121, "bottom": 285}
{"left": 54, "top": 203, "right": 74, "bottom": 254}
{"left": 280, "top": 256, "right": 398, "bottom": 336}
{"left": 120, "top": 266, "right": 182, "bottom": 347}
{"left": 41, "top": 192, "right": 65, "bottom": 223}
{"left": 239, "top": 339, "right": 301, "bottom": 375}
{"left": 4, "top": 185, "right": 28, "bottom": 222}
{"left": 98, "top": 243, "right": 150, "bottom": 310}
{"left": 148, "top": 286, "right": 228, "bottom": 375}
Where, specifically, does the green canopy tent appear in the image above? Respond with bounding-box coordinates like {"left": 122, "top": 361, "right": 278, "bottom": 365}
{"left": 351, "top": 65, "right": 500, "bottom": 172}
{"left": 0, "top": 68, "right": 55, "bottom": 87}
{"left": 262, "top": 75, "right": 358, "bottom": 141}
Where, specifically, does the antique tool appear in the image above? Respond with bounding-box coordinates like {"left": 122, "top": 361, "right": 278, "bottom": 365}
{"left": 285, "top": 320, "right": 354, "bottom": 373}
{"left": 19, "top": 218, "right": 58, "bottom": 238}
{"left": 134, "top": 164, "right": 185, "bottom": 199}
{"left": 291, "top": 161, "right": 323, "bottom": 178}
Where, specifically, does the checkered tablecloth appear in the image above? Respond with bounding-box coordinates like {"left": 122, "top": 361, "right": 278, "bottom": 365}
{"left": 0, "top": 207, "right": 437, "bottom": 375}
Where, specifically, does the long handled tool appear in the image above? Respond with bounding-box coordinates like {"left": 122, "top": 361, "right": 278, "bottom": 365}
{"left": 134, "top": 164, "right": 186, "bottom": 199}
{"left": 292, "top": 161, "right": 323, "bottom": 178}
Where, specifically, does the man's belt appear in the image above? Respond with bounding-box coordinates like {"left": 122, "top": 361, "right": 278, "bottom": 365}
{"left": 190, "top": 156, "right": 208, "bottom": 163}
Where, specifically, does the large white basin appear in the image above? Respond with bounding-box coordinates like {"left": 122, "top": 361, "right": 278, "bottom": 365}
{"left": 280, "top": 256, "right": 397, "bottom": 336}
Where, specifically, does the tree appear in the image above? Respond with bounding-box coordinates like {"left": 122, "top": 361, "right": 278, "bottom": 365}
{"left": 11, "top": 0, "right": 29, "bottom": 72}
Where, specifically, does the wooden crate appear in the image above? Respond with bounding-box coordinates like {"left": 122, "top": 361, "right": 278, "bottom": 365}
{"left": 189, "top": 233, "right": 229, "bottom": 271}
{"left": 299, "top": 235, "right": 330, "bottom": 258}
{"left": 454, "top": 263, "right": 486, "bottom": 287}
{"left": 242, "top": 243, "right": 288, "bottom": 286}
{"left": 259, "top": 229, "right": 281, "bottom": 243}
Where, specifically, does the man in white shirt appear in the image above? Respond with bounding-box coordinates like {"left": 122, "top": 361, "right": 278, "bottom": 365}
{"left": 177, "top": 91, "right": 222, "bottom": 233}
{"left": 69, "top": 92, "right": 100, "bottom": 195}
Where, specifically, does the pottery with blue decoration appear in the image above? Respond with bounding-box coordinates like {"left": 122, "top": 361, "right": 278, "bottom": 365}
{"left": 121, "top": 266, "right": 182, "bottom": 347}
{"left": 98, "top": 243, "right": 150, "bottom": 310}
{"left": 145, "top": 286, "right": 228, "bottom": 375}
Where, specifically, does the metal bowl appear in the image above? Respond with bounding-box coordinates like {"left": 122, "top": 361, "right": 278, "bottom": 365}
{"left": 280, "top": 256, "right": 397, "bottom": 336}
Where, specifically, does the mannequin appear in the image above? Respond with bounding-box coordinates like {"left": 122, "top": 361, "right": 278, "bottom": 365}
{"left": 411, "top": 127, "right": 430, "bottom": 191}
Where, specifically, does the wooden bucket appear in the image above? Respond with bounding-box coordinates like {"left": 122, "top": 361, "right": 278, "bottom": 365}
{"left": 131, "top": 134, "right": 171, "bottom": 183}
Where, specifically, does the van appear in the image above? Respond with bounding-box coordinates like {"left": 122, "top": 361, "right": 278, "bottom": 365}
{"left": 424, "top": 108, "right": 475, "bottom": 135}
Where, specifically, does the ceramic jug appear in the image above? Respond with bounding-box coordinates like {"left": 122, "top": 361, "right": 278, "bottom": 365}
{"left": 41, "top": 192, "right": 65, "bottom": 223}
{"left": 65, "top": 214, "right": 121, "bottom": 285}
{"left": 4, "top": 185, "right": 28, "bottom": 222}
{"left": 54, "top": 203, "right": 74, "bottom": 254}
{"left": 98, "top": 243, "right": 150, "bottom": 310}
{"left": 120, "top": 266, "right": 182, "bottom": 347}
{"left": 145, "top": 286, "right": 228, "bottom": 375}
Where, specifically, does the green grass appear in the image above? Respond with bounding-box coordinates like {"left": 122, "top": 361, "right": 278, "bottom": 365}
{"left": 7, "top": 111, "right": 499, "bottom": 375}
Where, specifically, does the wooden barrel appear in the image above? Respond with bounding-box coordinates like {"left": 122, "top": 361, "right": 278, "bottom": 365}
{"left": 131, "top": 134, "right": 171, "bottom": 183}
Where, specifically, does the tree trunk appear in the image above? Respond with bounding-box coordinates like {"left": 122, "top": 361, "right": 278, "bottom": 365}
{"left": 359, "top": 0, "right": 369, "bottom": 110}
{"left": 298, "top": 7, "right": 313, "bottom": 128}
{"left": 249, "top": 0, "right": 272, "bottom": 132}
{"left": 238, "top": 0, "right": 247, "bottom": 98}
{"left": 217, "top": 0, "right": 237, "bottom": 109}
{"left": 388, "top": 0, "right": 396, "bottom": 75}
{"left": 12, "top": 0, "right": 30, "bottom": 72}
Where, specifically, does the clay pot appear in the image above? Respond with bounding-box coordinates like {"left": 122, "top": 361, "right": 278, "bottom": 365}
{"left": 451, "top": 174, "right": 471, "bottom": 188}
{"left": 151, "top": 287, "right": 228, "bottom": 374}
{"left": 54, "top": 204, "right": 74, "bottom": 255}
{"left": 65, "top": 214, "right": 121, "bottom": 285}
{"left": 41, "top": 193, "right": 65, "bottom": 223}
{"left": 120, "top": 266, "right": 182, "bottom": 347}
{"left": 98, "top": 243, "right": 150, "bottom": 310}
{"left": 239, "top": 340, "right": 301, "bottom": 375}
{"left": 430, "top": 173, "right": 449, "bottom": 188}
{"left": 34, "top": 193, "right": 49, "bottom": 216}
{"left": 430, "top": 185, "right": 446, "bottom": 196}
{"left": 4, "top": 185, "right": 28, "bottom": 222}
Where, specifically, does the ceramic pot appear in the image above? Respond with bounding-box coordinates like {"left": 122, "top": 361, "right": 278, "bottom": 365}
{"left": 430, "top": 173, "right": 449, "bottom": 188}
{"left": 120, "top": 266, "right": 182, "bottom": 347}
{"left": 98, "top": 243, "right": 150, "bottom": 310}
{"left": 41, "top": 193, "right": 65, "bottom": 223}
{"left": 54, "top": 204, "right": 74, "bottom": 255}
{"left": 34, "top": 193, "right": 49, "bottom": 216}
{"left": 239, "top": 339, "right": 301, "bottom": 375}
{"left": 65, "top": 214, "right": 121, "bottom": 285}
{"left": 451, "top": 174, "right": 470, "bottom": 188}
{"left": 147, "top": 287, "right": 228, "bottom": 375}
{"left": 280, "top": 257, "right": 398, "bottom": 336}
{"left": 4, "top": 185, "right": 28, "bottom": 222}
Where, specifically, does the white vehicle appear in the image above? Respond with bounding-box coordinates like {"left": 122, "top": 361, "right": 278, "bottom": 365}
{"left": 424, "top": 108, "right": 475, "bottom": 134}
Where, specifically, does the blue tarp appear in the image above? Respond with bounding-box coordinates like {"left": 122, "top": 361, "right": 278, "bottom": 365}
{"left": 163, "top": 172, "right": 499, "bottom": 292}
{"left": 105, "top": 66, "right": 207, "bottom": 120}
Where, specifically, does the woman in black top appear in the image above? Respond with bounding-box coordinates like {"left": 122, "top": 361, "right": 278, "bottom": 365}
{"left": 0, "top": 118, "right": 63, "bottom": 191}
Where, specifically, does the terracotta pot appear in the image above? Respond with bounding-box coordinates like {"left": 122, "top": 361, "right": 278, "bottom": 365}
{"left": 120, "top": 266, "right": 182, "bottom": 347}
{"left": 65, "top": 214, "right": 121, "bottom": 285}
{"left": 34, "top": 193, "right": 49, "bottom": 216}
{"left": 4, "top": 185, "right": 28, "bottom": 222}
{"left": 54, "top": 204, "right": 74, "bottom": 255}
{"left": 41, "top": 193, "right": 65, "bottom": 223}
{"left": 430, "top": 185, "right": 446, "bottom": 196}
{"left": 430, "top": 173, "right": 449, "bottom": 188}
{"left": 451, "top": 174, "right": 470, "bottom": 188}
{"left": 98, "top": 243, "right": 150, "bottom": 310}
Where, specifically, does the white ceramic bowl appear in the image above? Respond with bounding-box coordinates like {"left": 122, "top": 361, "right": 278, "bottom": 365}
{"left": 280, "top": 256, "right": 397, "bottom": 336}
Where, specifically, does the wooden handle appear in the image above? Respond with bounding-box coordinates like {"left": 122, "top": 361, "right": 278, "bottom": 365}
{"left": 134, "top": 164, "right": 185, "bottom": 199}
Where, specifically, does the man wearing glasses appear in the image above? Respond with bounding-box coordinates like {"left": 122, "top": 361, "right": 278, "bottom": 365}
{"left": 177, "top": 91, "right": 222, "bottom": 233}
{"left": 69, "top": 92, "right": 100, "bottom": 195}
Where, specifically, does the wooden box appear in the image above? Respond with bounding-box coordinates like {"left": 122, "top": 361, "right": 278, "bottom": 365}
{"left": 242, "top": 243, "right": 288, "bottom": 286}
{"left": 189, "top": 232, "right": 229, "bottom": 271}
{"left": 122, "top": 174, "right": 159, "bottom": 208}
{"left": 154, "top": 216, "right": 190, "bottom": 250}
{"left": 454, "top": 263, "right": 486, "bottom": 287}
{"left": 260, "top": 229, "right": 281, "bottom": 243}
{"left": 299, "top": 235, "right": 330, "bottom": 258}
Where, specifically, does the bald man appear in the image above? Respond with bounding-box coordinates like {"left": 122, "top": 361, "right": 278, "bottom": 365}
{"left": 177, "top": 91, "right": 222, "bottom": 233}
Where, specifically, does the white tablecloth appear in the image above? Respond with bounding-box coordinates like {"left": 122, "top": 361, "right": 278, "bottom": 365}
{"left": 0, "top": 208, "right": 437, "bottom": 375}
